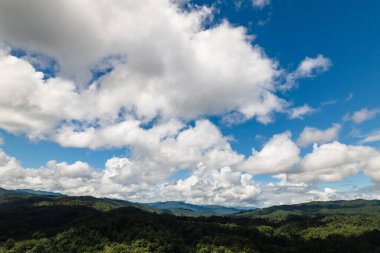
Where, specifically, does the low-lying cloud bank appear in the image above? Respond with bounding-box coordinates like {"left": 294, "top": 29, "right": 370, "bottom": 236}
{"left": 1, "top": 128, "right": 380, "bottom": 206}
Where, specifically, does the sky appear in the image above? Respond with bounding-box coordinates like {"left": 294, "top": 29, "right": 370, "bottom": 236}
{"left": 0, "top": 0, "right": 379, "bottom": 207}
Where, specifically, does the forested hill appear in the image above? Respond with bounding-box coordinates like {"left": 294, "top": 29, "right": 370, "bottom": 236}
{"left": 146, "top": 201, "right": 243, "bottom": 216}
{"left": 0, "top": 187, "right": 64, "bottom": 196}
{"left": 235, "top": 199, "right": 380, "bottom": 220}
{"left": 1, "top": 188, "right": 380, "bottom": 252}
{"left": 0, "top": 188, "right": 245, "bottom": 216}
{"left": 0, "top": 187, "right": 157, "bottom": 213}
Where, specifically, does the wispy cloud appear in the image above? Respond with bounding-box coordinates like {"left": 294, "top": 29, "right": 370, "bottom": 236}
{"left": 320, "top": 99, "right": 338, "bottom": 108}
{"left": 344, "top": 108, "right": 380, "bottom": 124}
{"left": 288, "top": 104, "right": 316, "bottom": 119}
{"left": 345, "top": 93, "right": 354, "bottom": 102}
{"left": 252, "top": 0, "right": 270, "bottom": 9}
{"left": 282, "top": 55, "right": 332, "bottom": 90}
{"left": 359, "top": 130, "right": 380, "bottom": 144}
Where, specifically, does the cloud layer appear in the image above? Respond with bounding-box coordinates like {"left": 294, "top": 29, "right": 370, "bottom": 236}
{"left": 297, "top": 124, "right": 341, "bottom": 147}
{"left": 0, "top": 0, "right": 284, "bottom": 132}
{"left": 0, "top": 0, "right": 375, "bottom": 207}
{"left": 1, "top": 127, "right": 380, "bottom": 206}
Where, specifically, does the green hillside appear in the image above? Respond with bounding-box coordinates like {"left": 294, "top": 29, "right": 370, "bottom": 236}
{"left": 236, "top": 199, "right": 380, "bottom": 221}
{"left": 147, "top": 201, "right": 241, "bottom": 216}
{"left": 1, "top": 190, "right": 380, "bottom": 252}
{"left": 0, "top": 188, "right": 157, "bottom": 213}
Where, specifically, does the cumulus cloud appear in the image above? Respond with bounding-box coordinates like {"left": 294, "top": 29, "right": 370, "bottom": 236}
{"left": 289, "top": 142, "right": 380, "bottom": 183}
{"left": 161, "top": 165, "right": 261, "bottom": 205}
{"left": 53, "top": 119, "right": 245, "bottom": 196}
{"left": 0, "top": 150, "right": 100, "bottom": 196}
{"left": 283, "top": 55, "right": 332, "bottom": 90}
{"left": 297, "top": 124, "right": 341, "bottom": 147}
{"left": 260, "top": 183, "right": 380, "bottom": 208}
{"left": 258, "top": 184, "right": 338, "bottom": 207}
{"left": 0, "top": 148, "right": 255, "bottom": 204}
{"left": 2, "top": 136, "right": 380, "bottom": 206}
{"left": 253, "top": 173, "right": 356, "bottom": 207}
{"left": 347, "top": 108, "right": 380, "bottom": 124}
{"left": 0, "top": 0, "right": 285, "bottom": 135}
{"left": 0, "top": 0, "right": 334, "bottom": 145}
{"left": 0, "top": 0, "right": 340, "bottom": 205}
{"left": 297, "top": 55, "right": 332, "bottom": 76}
{"left": 243, "top": 132, "right": 300, "bottom": 174}
{"left": 365, "top": 155, "right": 380, "bottom": 182}
{"left": 0, "top": 51, "right": 82, "bottom": 138}
{"left": 244, "top": 135, "right": 380, "bottom": 186}
{"left": 288, "top": 104, "right": 316, "bottom": 119}
{"left": 307, "top": 188, "right": 337, "bottom": 201}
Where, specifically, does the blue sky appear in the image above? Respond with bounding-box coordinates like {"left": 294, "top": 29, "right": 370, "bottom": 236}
{"left": 0, "top": 0, "right": 379, "bottom": 206}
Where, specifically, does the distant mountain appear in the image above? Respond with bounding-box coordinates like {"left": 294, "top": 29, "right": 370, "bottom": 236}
{"left": 0, "top": 187, "right": 11, "bottom": 195}
{"left": 0, "top": 187, "right": 62, "bottom": 196}
{"left": 0, "top": 188, "right": 251, "bottom": 216}
{"left": 0, "top": 187, "right": 157, "bottom": 213}
{"left": 235, "top": 199, "right": 380, "bottom": 221}
{"left": 14, "top": 189, "right": 63, "bottom": 196}
{"left": 147, "top": 201, "right": 249, "bottom": 216}
{"left": 4, "top": 187, "right": 379, "bottom": 220}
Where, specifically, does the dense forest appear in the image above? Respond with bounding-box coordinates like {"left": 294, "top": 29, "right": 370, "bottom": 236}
{"left": 1, "top": 188, "right": 380, "bottom": 253}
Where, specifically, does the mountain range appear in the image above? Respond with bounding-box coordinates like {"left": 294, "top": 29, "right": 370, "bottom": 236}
{"left": 1, "top": 187, "right": 380, "bottom": 252}
{"left": 0, "top": 187, "right": 250, "bottom": 216}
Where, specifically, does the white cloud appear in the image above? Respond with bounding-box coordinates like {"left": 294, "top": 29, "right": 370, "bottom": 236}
{"left": 307, "top": 188, "right": 337, "bottom": 202}
{"left": 290, "top": 142, "right": 379, "bottom": 183}
{"left": 0, "top": 0, "right": 333, "bottom": 146}
{"left": 161, "top": 165, "right": 261, "bottom": 205}
{"left": 1, "top": 137, "right": 380, "bottom": 206}
{"left": 297, "top": 55, "right": 332, "bottom": 76}
{"left": 297, "top": 124, "right": 341, "bottom": 147}
{"left": 254, "top": 174, "right": 345, "bottom": 207}
{"left": 365, "top": 156, "right": 380, "bottom": 181}
{"left": 0, "top": 150, "right": 100, "bottom": 196}
{"left": 350, "top": 108, "right": 380, "bottom": 124}
{"left": 0, "top": 0, "right": 336, "bottom": 190}
{"left": 0, "top": 0, "right": 284, "bottom": 135}
{"left": 0, "top": 148, "right": 255, "bottom": 205}
{"left": 259, "top": 183, "right": 380, "bottom": 208}
{"left": 56, "top": 120, "right": 243, "bottom": 180}
{"left": 0, "top": 51, "right": 82, "bottom": 138}
{"left": 283, "top": 55, "right": 332, "bottom": 90}
{"left": 47, "top": 160, "right": 94, "bottom": 179}
{"left": 243, "top": 132, "right": 300, "bottom": 174}
{"left": 243, "top": 135, "right": 380, "bottom": 186}
{"left": 0, "top": 0, "right": 345, "bottom": 206}
{"left": 359, "top": 130, "right": 380, "bottom": 144}
{"left": 288, "top": 104, "right": 316, "bottom": 119}
{"left": 252, "top": 0, "right": 271, "bottom": 9}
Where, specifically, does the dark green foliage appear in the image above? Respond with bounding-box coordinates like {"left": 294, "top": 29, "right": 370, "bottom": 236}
{"left": 1, "top": 193, "right": 380, "bottom": 252}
